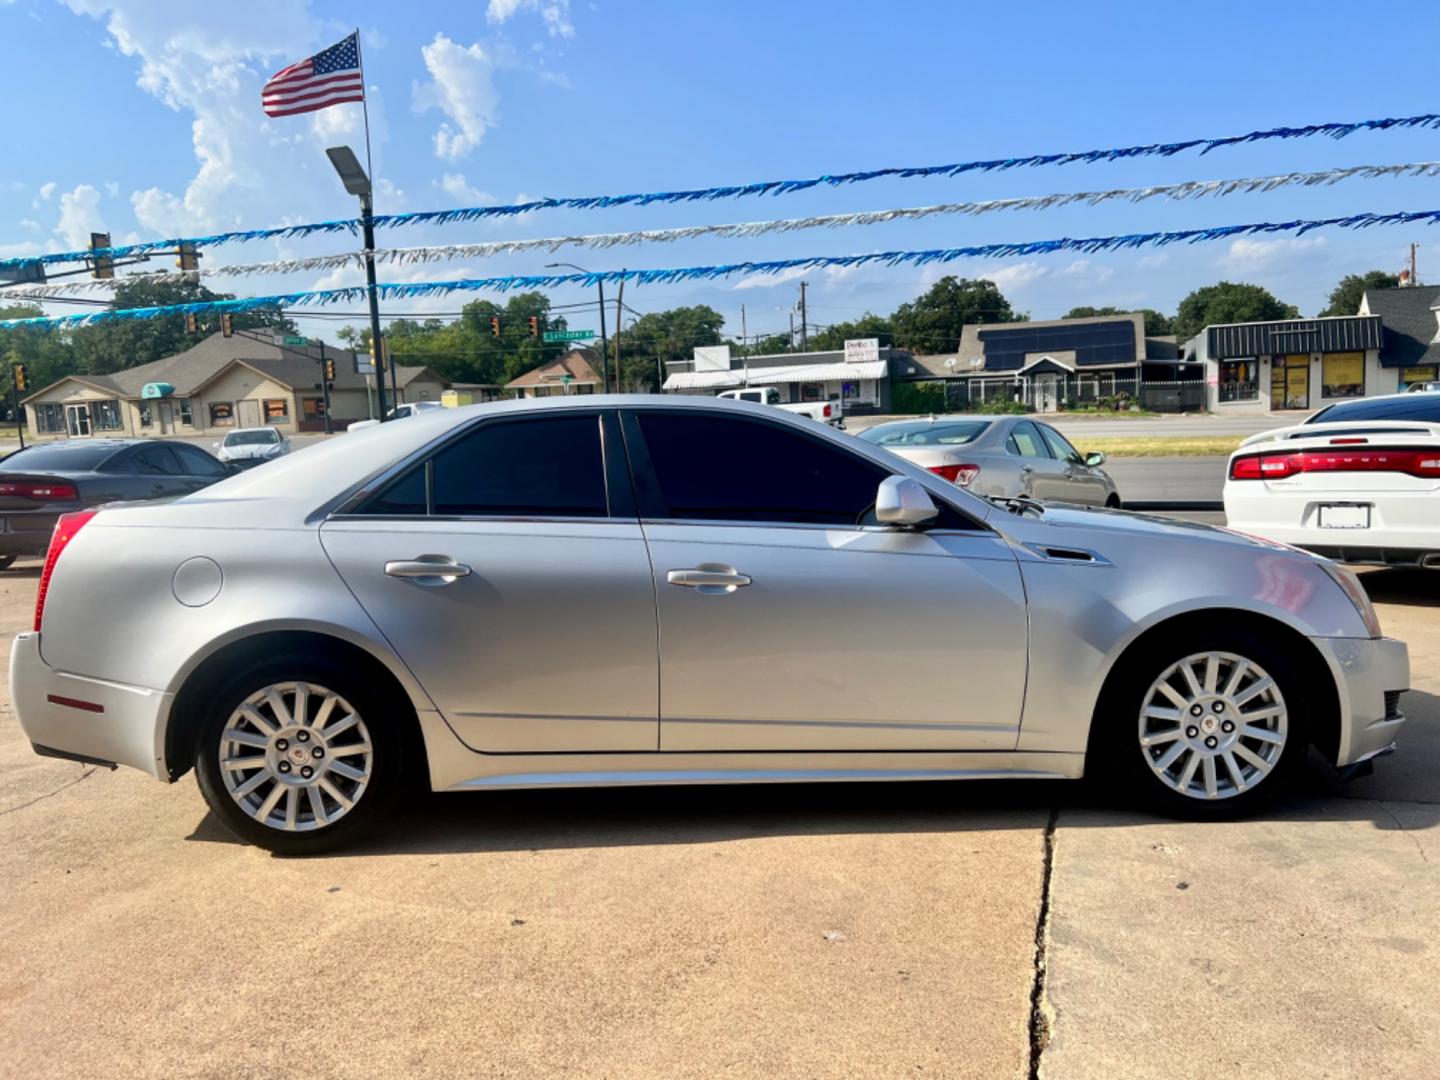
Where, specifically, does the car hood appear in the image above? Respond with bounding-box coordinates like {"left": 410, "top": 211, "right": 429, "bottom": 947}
{"left": 219, "top": 443, "right": 278, "bottom": 459}
{"left": 988, "top": 501, "right": 1309, "bottom": 558}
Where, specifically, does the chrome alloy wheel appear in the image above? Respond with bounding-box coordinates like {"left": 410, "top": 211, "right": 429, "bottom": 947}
{"left": 1137, "top": 651, "right": 1288, "bottom": 801}
{"left": 218, "top": 682, "right": 373, "bottom": 832}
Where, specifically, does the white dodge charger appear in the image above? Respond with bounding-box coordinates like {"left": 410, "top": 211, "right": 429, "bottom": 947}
{"left": 1224, "top": 392, "right": 1440, "bottom": 568}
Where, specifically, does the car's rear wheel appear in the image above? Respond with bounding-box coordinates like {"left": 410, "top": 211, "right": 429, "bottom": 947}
{"left": 194, "top": 654, "right": 400, "bottom": 854}
{"left": 1101, "top": 631, "right": 1309, "bottom": 818}
{"left": 1104, "top": 494, "right": 1121, "bottom": 509}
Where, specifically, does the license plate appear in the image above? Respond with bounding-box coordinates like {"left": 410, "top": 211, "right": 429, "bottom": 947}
{"left": 1317, "top": 504, "right": 1370, "bottom": 529}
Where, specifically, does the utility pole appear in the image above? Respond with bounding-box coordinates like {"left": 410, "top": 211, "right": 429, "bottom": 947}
{"left": 613, "top": 273, "right": 626, "bottom": 392}
{"left": 597, "top": 280, "right": 609, "bottom": 393}
{"left": 799, "top": 280, "right": 808, "bottom": 351}
{"left": 326, "top": 146, "right": 389, "bottom": 421}
{"left": 740, "top": 304, "right": 748, "bottom": 361}
{"left": 789, "top": 311, "right": 795, "bottom": 351}
{"left": 1410, "top": 242, "right": 1419, "bottom": 286}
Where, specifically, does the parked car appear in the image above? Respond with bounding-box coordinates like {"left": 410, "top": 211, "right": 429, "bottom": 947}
{"left": 717, "top": 386, "right": 843, "bottom": 427}
{"left": 213, "top": 426, "right": 290, "bottom": 468}
{"left": 859, "top": 414, "right": 1120, "bottom": 507}
{"left": 0, "top": 438, "right": 232, "bottom": 568}
{"left": 1404, "top": 381, "right": 1440, "bottom": 393}
{"left": 12, "top": 396, "right": 1407, "bottom": 853}
{"left": 1224, "top": 391, "right": 1440, "bottom": 567}
{"left": 346, "top": 400, "right": 446, "bottom": 433}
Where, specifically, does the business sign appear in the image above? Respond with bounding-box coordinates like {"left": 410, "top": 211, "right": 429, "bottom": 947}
{"left": 693, "top": 345, "right": 732, "bottom": 372}
{"left": 543, "top": 329, "right": 595, "bottom": 342}
{"left": 844, "top": 338, "right": 880, "bottom": 364}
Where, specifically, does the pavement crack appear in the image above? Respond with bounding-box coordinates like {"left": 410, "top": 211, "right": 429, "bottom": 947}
{"left": 1027, "top": 806, "right": 1059, "bottom": 1080}
{"left": 0, "top": 767, "right": 98, "bottom": 817}
{"left": 1370, "top": 800, "right": 1430, "bottom": 864}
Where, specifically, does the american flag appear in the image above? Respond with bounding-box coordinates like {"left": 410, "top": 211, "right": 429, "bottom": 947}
{"left": 262, "top": 32, "right": 365, "bottom": 118}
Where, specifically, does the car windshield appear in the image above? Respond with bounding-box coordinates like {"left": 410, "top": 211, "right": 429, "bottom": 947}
{"left": 224, "top": 430, "right": 279, "bottom": 446}
{"left": 1305, "top": 397, "right": 1440, "bottom": 424}
{"left": 858, "top": 420, "right": 991, "bottom": 446}
{"left": 1, "top": 444, "right": 117, "bottom": 470}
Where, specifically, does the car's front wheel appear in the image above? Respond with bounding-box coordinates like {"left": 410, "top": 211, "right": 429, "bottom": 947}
{"left": 1102, "top": 630, "right": 1309, "bottom": 818}
{"left": 194, "top": 654, "right": 399, "bottom": 854}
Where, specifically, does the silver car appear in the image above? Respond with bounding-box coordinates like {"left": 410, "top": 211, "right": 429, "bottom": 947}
{"left": 859, "top": 415, "right": 1120, "bottom": 506}
{"left": 12, "top": 396, "right": 1408, "bottom": 853}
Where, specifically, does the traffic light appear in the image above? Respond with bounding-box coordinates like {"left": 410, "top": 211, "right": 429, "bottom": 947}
{"left": 12, "top": 364, "right": 27, "bottom": 393}
{"left": 489, "top": 315, "right": 500, "bottom": 337}
{"left": 369, "top": 336, "right": 386, "bottom": 371}
{"left": 184, "top": 313, "right": 198, "bottom": 334}
{"left": 323, "top": 357, "right": 336, "bottom": 382}
{"left": 89, "top": 232, "right": 114, "bottom": 280}
{"left": 176, "top": 242, "right": 200, "bottom": 272}
{"left": 220, "top": 313, "right": 234, "bottom": 337}
{"left": 528, "top": 316, "right": 539, "bottom": 338}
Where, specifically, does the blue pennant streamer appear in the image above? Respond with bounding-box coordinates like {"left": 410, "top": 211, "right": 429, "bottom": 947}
{"left": 6, "top": 208, "right": 1440, "bottom": 330}
{"left": 4, "top": 109, "right": 1440, "bottom": 271}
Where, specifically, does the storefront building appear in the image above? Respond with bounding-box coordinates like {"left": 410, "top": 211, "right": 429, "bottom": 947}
{"left": 663, "top": 340, "right": 896, "bottom": 413}
{"left": 1357, "top": 285, "right": 1440, "bottom": 389}
{"left": 1188, "top": 316, "right": 1385, "bottom": 413}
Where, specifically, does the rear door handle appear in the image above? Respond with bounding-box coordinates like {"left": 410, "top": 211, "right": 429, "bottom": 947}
{"left": 667, "top": 565, "right": 751, "bottom": 594}
{"left": 385, "top": 555, "right": 472, "bottom": 585}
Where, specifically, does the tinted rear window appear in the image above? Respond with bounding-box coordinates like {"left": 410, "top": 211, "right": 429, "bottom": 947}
{"left": 2, "top": 445, "right": 117, "bottom": 471}
{"left": 1306, "top": 397, "right": 1440, "bottom": 424}
{"left": 859, "top": 420, "right": 991, "bottom": 446}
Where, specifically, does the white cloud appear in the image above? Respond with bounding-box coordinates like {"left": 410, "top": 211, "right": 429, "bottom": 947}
{"left": 982, "top": 261, "right": 1050, "bottom": 290}
{"left": 1221, "top": 235, "right": 1328, "bottom": 271}
{"left": 487, "top": 0, "right": 574, "bottom": 37}
{"left": 438, "top": 172, "right": 495, "bottom": 204}
{"left": 56, "top": 184, "right": 105, "bottom": 248}
{"left": 104, "top": 180, "right": 120, "bottom": 198}
{"left": 18, "top": 219, "right": 41, "bottom": 232}
{"left": 732, "top": 263, "right": 860, "bottom": 292}
{"left": 413, "top": 34, "right": 500, "bottom": 161}
{"left": 37, "top": 182, "right": 56, "bottom": 202}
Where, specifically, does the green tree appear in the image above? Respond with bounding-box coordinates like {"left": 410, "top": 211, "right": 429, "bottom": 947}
{"left": 889, "top": 277, "right": 1019, "bottom": 353}
{"left": 1319, "top": 271, "right": 1400, "bottom": 317}
{"left": 1063, "top": 305, "right": 1175, "bottom": 337}
{"left": 612, "top": 304, "right": 725, "bottom": 391}
{"left": 1171, "top": 282, "right": 1299, "bottom": 344}
{"left": 804, "top": 312, "right": 893, "bottom": 352}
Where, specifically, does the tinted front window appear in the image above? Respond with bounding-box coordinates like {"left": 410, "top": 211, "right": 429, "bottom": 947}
{"left": 1304, "top": 397, "right": 1440, "bottom": 424}
{"left": 636, "top": 413, "right": 886, "bottom": 525}
{"left": 172, "top": 444, "right": 228, "bottom": 477}
{"left": 430, "top": 414, "right": 608, "bottom": 516}
{"left": 3, "top": 445, "right": 117, "bottom": 471}
{"left": 130, "top": 445, "right": 183, "bottom": 475}
{"left": 860, "top": 420, "right": 991, "bottom": 446}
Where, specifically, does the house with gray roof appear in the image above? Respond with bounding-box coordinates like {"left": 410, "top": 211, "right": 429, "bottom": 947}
{"left": 21, "top": 330, "right": 448, "bottom": 438}
{"left": 1358, "top": 285, "right": 1440, "bottom": 387}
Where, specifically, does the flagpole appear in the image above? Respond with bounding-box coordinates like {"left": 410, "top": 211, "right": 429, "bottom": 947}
{"left": 355, "top": 28, "right": 375, "bottom": 183}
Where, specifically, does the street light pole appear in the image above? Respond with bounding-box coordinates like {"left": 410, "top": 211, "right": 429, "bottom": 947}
{"left": 545, "top": 262, "right": 609, "bottom": 393}
{"left": 328, "top": 146, "right": 389, "bottom": 421}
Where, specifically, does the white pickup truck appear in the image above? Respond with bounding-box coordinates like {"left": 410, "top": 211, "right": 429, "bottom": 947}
{"left": 345, "top": 400, "right": 446, "bottom": 433}
{"left": 718, "top": 387, "right": 844, "bottom": 428}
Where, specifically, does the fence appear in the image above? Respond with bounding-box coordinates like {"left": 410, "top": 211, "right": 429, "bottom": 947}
{"left": 906, "top": 376, "right": 1207, "bottom": 415}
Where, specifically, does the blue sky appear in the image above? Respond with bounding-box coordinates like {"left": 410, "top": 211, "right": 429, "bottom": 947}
{"left": 4, "top": 0, "right": 1440, "bottom": 345}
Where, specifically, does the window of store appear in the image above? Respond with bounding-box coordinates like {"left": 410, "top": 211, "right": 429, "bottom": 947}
{"left": 1218, "top": 359, "right": 1258, "bottom": 402}
{"left": 302, "top": 397, "right": 326, "bottom": 418}
{"left": 1271, "top": 354, "right": 1310, "bottom": 410}
{"left": 209, "top": 401, "right": 236, "bottom": 427}
{"left": 1321, "top": 352, "right": 1365, "bottom": 399}
{"left": 138, "top": 402, "right": 152, "bottom": 428}
{"left": 1400, "top": 365, "right": 1438, "bottom": 385}
{"left": 263, "top": 398, "right": 288, "bottom": 421}
{"left": 35, "top": 403, "right": 65, "bottom": 434}
{"left": 177, "top": 398, "right": 193, "bottom": 425}
{"left": 800, "top": 383, "right": 824, "bottom": 402}
{"left": 90, "top": 400, "right": 123, "bottom": 431}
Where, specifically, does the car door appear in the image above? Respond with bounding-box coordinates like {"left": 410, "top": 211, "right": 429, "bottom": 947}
{"left": 1005, "top": 421, "right": 1067, "bottom": 500}
{"left": 320, "top": 410, "right": 660, "bottom": 754}
{"left": 622, "top": 408, "right": 1028, "bottom": 752}
{"left": 1036, "top": 423, "right": 1110, "bottom": 505}
{"left": 170, "top": 443, "right": 232, "bottom": 492}
{"left": 125, "top": 444, "right": 193, "bottom": 497}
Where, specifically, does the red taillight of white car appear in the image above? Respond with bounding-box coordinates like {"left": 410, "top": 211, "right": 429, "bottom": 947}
{"left": 822, "top": 404, "right": 832, "bottom": 419}
{"left": 928, "top": 464, "right": 980, "bottom": 487}
{"left": 1229, "top": 448, "right": 1440, "bottom": 481}
{"left": 0, "top": 480, "right": 79, "bottom": 501}
{"left": 34, "top": 510, "right": 98, "bottom": 633}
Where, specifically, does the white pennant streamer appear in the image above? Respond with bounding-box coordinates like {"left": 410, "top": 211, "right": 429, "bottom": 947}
{"left": 5, "top": 160, "right": 1439, "bottom": 302}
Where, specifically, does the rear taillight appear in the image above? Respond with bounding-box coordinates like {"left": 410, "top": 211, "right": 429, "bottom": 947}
{"left": 34, "top": 510, "right": 97, "bottom": 633}
{"left": 822, "top": 404, "right": 832, "bottom": 418}
{"left": 928, "top": 463, "right": 980, "bottom": 487}
{"left": 0, "top": 481, "right": 78, "bottom": 501}
{"left": 1230, "top": 448, "right": 1440, "bottom": 481}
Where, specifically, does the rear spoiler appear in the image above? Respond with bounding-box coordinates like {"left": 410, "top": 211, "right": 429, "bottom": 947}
{"left": 1238, "top": 419, "right": 1440, "bottom": 449}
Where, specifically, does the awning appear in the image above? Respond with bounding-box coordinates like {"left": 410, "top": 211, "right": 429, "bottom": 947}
{"left": 749, "top": 361, "right": 888, "bottom": 385}
{"left": 662, "top": 369, "right": 746, "bottom": 390}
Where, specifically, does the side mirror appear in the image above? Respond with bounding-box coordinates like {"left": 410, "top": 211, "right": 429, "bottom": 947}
{"left": 875, "top": 476, "right": 939, "bottom": 527}
{"left": 1085, "top": 451, "right": 1106, "bottom": 467}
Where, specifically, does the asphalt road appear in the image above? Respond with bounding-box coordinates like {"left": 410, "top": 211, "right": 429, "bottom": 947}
{"left": 0, "top": 562, "right": 1436, "bottom": 1078}
{"left": 1107, "top": 456, "right": 1226, "bottom": 503}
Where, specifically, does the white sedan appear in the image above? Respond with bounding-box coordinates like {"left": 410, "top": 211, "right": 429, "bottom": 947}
{"left": 1223, "top": 391, "right": 1440, "bottom": 567}
{"left": 213, "top": 426, "right": 289, "bottom": 468}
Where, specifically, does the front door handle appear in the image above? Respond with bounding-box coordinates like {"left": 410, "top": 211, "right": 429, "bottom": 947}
{"left": 1020, "top": 464, "right": 1034, "bottom": 473}
{"left": 385, "top": 555, "right": 472, "bottom": 585}
{"left": 667, "top": 565, "right": 752, "bottom": 594}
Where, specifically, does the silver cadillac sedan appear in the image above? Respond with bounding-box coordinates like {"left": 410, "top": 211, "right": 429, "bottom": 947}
{"left": 858, "top": 414, "right": 1120, "bottom": 506}
{"left": 12, "top": 396, "right": 1408, "bottom": 853}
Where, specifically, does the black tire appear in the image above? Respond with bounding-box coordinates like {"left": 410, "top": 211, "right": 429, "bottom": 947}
{"left": 1093, "top": 627, "right": 1311, "bottom": 820}
{"left": 1104, "top": 494, "right": 1122, "bottom": 510}
{"left": 0, "top": 555, "right": 15, "bottom": 571}
{"left": 194, "top": 651, "right": 405, "bottom": 855}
